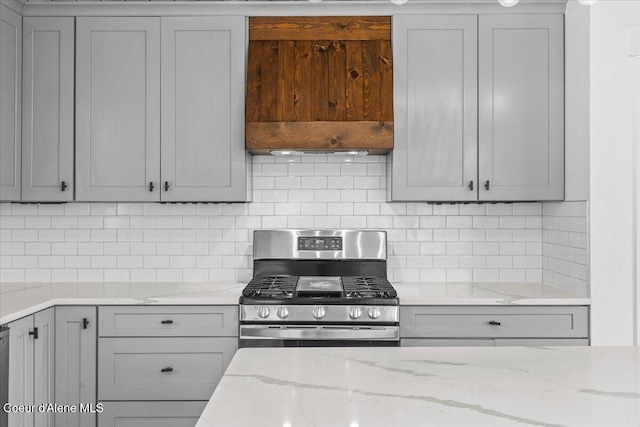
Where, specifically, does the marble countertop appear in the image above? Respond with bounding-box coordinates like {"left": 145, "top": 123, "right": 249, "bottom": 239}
{"left": 197, "top": 346, "right": 640, "bottom": 427}
{"left": 394, "top": 282, "right": 590, "bottom": 305}
{"left": 0, "top": 281, "right": 589, "bottom": 325}
{"left": 0, "top": 282, "right": 245, "bottom": 324}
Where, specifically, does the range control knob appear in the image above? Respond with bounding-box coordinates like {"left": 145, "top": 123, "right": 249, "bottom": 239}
{"left": 367, "top": 307, "right": 382, "bottom": 320}
{"left": 276, "top": 306, "right": 289, "bottom": 319}
{"left": 257, "top": 306, "right": 270, "bottom": 319}
{"left": 348, "top": 307, "right": 362, "bottom": 320}
{"left": 312, "top": 306, "right": 326, "bottom": 320}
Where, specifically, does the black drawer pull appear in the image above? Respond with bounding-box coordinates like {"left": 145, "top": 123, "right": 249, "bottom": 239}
{"left": 83, "top": 318, "right": 89, "bottom": 329}
{"left": 468, "top": 180, "right": 474, "bottom": 191}
{"left": 161, "top": 367, "right": 173, "bottom": 373}
{"left": 61, "top": 181, "right": 68, "bottom": 191}
{"left": 161, "top": 320, "right": 173, "bottom": 325}
{"left": 484, "top": 180, "right": 490, "bottom": 190}
{"left": 488, "top": 320, "right": 501, "bottom": 326}
{"left": 149, "top": 182, "right": 155, "bottom": 192}
{"left": 29, "top": 328, "right": 39, "bottom": 339}
{"left": 164, "top": 181, "right": 170, "bottom": 192}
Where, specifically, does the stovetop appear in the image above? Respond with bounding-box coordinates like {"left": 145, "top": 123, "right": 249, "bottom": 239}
{"left": 240, "top": 275, "right": 398, "bottom": 305}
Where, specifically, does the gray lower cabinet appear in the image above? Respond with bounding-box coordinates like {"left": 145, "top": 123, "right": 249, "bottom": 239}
{"left": 98, "top": 306, "right": 238, "bottom": 337}
{"left": 21, "top": 17, "right": 75, "bottom": 201}
{"left": 160, "top": 16, "right": 249, "bottom": 202}
{"left": 55, "top": 306, "right": 97, "bottom": 427}
{"left": 400, "top": 306, "right": 589, "bottom": 345}
{"left": 8, "top": 308, "right": 55, "bottom": 427}
{"left": 0, "top": 3, "right": 22, "bottom": 201}
{"left": 75, "top": 17, "right": 161, "bottom": 202}
{"left": 98, "top": 401, "right": 207, "bottom": 427}
{"left": 96, "top": 305, "right": 239, "bottom": 427}
{"left": 98, "top": 337, "right": 237, "bottom": 401}
{"left": 390, "top": 15, "right": 478, "bottom": 202}
{"left": 478, "top": 14, "right": 564, "bottom": 201}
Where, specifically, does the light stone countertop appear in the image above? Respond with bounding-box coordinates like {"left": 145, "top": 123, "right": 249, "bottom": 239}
{"left": 394, "top": 282, "right": 590, "bottom": 305}
{"left": 0, "top": 282, "right": 245, "bottom": 324}
{"left": 0, "top": 281, "right": 589, "bottom": 325}
{"left": 197, "top": 346, "right": 640, "bottom": 427}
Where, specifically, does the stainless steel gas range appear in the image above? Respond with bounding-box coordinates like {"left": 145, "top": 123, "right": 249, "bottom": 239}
{"left": 239, "top": 230, "right": 399, "bottom": 347}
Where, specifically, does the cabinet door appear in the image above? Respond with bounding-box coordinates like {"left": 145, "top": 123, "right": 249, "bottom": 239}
{"left": 98, "top": 401, "right": 206, "bottom": 427}
{"left": 390, "top": 15, "right": 477, "bottom": 201}
{"left": 22, "top": 17, "right": 74, "bottom": 202}
{"left": 478, "top": 15, "right": 564, "bottom": 201}
{"left": 34, "top": 308, "right": 54, "bottom": 427}
{"left": 98, "top": 337, "right": 237, "bottom": 401}
{"left": 75, "top": 17, "right": 160, "bottom": 202}
{"left": 161, "top": 17, "right": 248, "bottom": 202}
{"left": 0, "top": 4, "right": 21, "bottom": 201}
{"left": 55, "top": 307, "right": 97, "bottom": 427}
{"left": 8, "top": 315, "right": 34, "bottom": 427}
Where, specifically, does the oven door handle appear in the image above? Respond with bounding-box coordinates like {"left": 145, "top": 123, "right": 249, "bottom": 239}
{"left": 240, "top": 324, "right": 399, "bottom": 341}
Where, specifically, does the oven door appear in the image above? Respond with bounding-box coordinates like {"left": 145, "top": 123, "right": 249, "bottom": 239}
{"left": 239, "top": 324, "right": 399, "bottom": 348}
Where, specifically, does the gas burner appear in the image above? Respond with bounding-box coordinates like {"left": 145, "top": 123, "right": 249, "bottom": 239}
{"left": 242, "top": 275, "right": 298, "bottom": 299}
{"left": 342, "top": 276, "right": 397, "bottom": 299}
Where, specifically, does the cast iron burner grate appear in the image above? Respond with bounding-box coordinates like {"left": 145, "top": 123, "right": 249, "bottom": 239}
{"left": 242, "top": 275, "right": 298, "bottom": 298}
{"left": 342, "top": 276, "right": 397, "bottom": 299}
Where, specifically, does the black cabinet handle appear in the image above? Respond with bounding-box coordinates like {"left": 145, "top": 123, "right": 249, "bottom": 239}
{"left": 161, "top": 320, "right": 173, "bottom": 325}
{"left": 83, "top": 318, "right": 89, "bottom": 329}
{"left": 61, "top": 181, "right": 68, "bottom": 192}
{"left": 488, "top": 320, "right": 501, "bottom": 326}
{"left": 149, "top": 182, "right": 155, "bottom": 192}
{"left": 161, "top": 367, "right": 173, "bottom": 373}
{"left": 164, "top": 181, "right": 170, "bottom": 192}
{"left": 468, "top": 181, "right": 474, "bottom": 191}
{"left": 29, "top": 327, "right": 39, "bottom": 339}
{"left": 484, "top": 180, "right": 490, "bottom": 191}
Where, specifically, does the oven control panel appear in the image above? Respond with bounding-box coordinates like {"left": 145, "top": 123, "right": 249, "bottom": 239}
{"left": 298, "top": 237, "right": 342, "bottom": 251}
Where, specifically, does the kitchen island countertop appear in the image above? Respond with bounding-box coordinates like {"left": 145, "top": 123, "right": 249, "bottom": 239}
{"left": 197, "top": 346, "right": 640, "bottom": 427}
{"left": 0, "top": 281, "right": 589, "bottom": 324}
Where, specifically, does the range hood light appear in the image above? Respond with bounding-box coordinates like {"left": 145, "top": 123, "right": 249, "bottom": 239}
{"left": 270, "top": 150, "right": 369, "bottom": 157}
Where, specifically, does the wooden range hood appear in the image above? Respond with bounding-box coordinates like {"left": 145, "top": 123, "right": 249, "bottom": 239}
{"left": 245, "top": 16, "right": 393, "bottom": 155}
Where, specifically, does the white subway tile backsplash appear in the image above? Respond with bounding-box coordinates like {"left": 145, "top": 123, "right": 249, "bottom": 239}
{"left": 0, "top": 157, "right": 587, "bottom": 287}
{"left": 541, "top": 201, "right": 589, "bottom": 296}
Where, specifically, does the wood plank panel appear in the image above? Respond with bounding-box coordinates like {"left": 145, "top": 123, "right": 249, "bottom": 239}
{"left": 380, "top": 39, "right": 393, "bottom": 121}
{"left": 277, "top": 40, "right": 296, "bottom": 121}
{"left": 246, "top": 121, "right": 393, "bottom": 154}
{"left": 246, "top": 40, "right": 262, "bottom": 122}
{"left": 250, "top": 16, "right": 391, "bottom": 41}
{"left": 328, "top": 40, "right": 346, "bottom": 121}
{"left": 311, "top": 41, "right": 330, "bottom": 121}
{"left": 294, "top": 40, "right": 312, "bottom": 121}
{"left": 362, "top": 40, "right": 381, "bottom": 121}
{"left": 345, "top": 40, "right": 364, "bottom": 121}
{"left": 259, "top": 40, "right": 279, "bottom": 121}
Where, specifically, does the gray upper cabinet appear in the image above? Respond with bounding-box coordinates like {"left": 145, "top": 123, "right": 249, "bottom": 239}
{"left": 0, "top": 4, "right": 21, "bottom": 202}
{"left": 390, "top": 14, "right": 564, "bottom": 202}
{"left": 22, "top": 17, "right": 75, "bottom": 202}
{"left": 161, "top": 17, "right": 249, "bottom": 202}
{"left": 75, "top": 17, "right": 161, "bottom": 202}
{"left": 478, "top": 14, "right": 564, "bottom": 201}
{"left": 391, "top": 15, "right": 478, "bottom": 202}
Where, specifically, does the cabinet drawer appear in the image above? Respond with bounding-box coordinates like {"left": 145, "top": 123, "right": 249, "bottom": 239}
{"left": 98, "top": 401, "right": 206, "bottom": 427}
{"left": 401, "top": 339, "right": 495, "bottom": 347}
{"left": 400, "top": 306, "right": 589, "bottom": 339}
{"left": 98, "top": 306, "right": 238, "bottom": 337}
{"left": 98, "top": 337, "right": 237, "bottom": 401}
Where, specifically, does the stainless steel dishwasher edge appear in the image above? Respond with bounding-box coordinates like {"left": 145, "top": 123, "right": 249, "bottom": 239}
{"left": 0, "top": 326, "right": 8, "bottom": 427}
